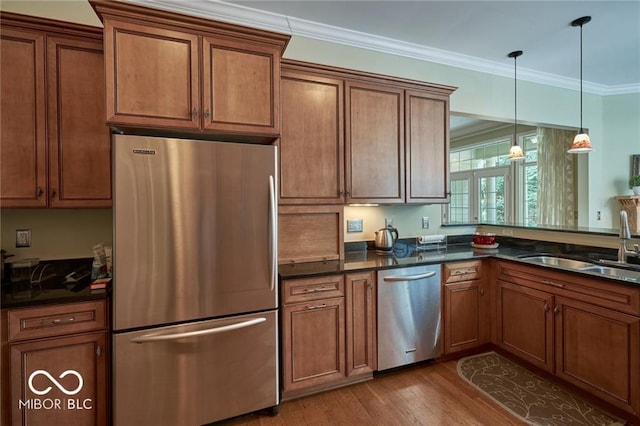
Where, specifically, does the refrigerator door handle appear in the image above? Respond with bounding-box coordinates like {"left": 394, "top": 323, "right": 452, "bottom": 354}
{"left": 129, "top": 317, "right": 267, "bottom": 344}
{"left": 269, "top": 174, "right": 277, "bottom": 292}
{"left": 383, "top": 271, "right": 437, "bottom": 282}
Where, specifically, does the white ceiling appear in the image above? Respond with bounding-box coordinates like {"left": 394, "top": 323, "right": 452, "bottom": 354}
{"left": 123, "top": 0, "right": 639, "bottom": 95}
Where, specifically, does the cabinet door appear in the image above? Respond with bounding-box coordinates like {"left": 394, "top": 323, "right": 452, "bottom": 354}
{"left": 279, "top": 69, "right": 344, "bottom": 204}
{"left": 202, "top": 36, "right": 280, "bottom": 135}
{"left": 102, "top": 19, "right": 200, "bottom": 129}
{"left": 443, "top": 280, "right": 487, "bottom": 354}
{"left": 345, "top": 272, "right": 377, "bottom": 376}
{"left": 555, "top": 296, "right": 640, "bottom": 414}
{"left": 0, "top": 28, "right": 46, "bottom": 207}
{"left": 345, "top": 81, "right": 404, "bottom": 203}
{"left": 497, "top": 280, "right": 554, "bottom": 373}
{"left": 406, "top": 90, "right": 450, "bottom": 203}
{"left": 282, "top": 297, "right": 346, "bottom": 394}
{"left": 10, "top": 332, "right": 108, "bottom": 426}
{"left": 47, "top": 36, "right": 111, "bottom": 207}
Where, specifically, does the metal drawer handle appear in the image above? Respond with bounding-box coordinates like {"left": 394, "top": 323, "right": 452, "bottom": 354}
{"left": 130, "top": 317, "right": 266, "bottom": 344}
{"left": 384, "top": 272, "right": 436, "bottom": 282}
{"left": 304, "top": 287, "right": 331, "bottom": 293}
{"left": 46, "top": 317, "right": 75, "bottom": 325}
{"left": 452, "top": 269, "right": 476, "bottom": 275}
{"left": 542, "top": 280, "right": 564, "bottom": 288}
{"left": 306, "top": 304, "right": 327, "bottom": 310}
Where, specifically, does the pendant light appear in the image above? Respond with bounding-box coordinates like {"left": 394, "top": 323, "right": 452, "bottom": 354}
{"left": 568, "top": 16, "right": 594, "bottom": 153}
{"left": 508, "top": 50, "right": 525, "bottom": 161}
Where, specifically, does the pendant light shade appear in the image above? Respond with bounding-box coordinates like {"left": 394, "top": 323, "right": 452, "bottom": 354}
{"left": 508, "top": 50, "right": 525, "bottom": 161}
{"left": 568, "top": 16, "right": 594, "bottom": 154}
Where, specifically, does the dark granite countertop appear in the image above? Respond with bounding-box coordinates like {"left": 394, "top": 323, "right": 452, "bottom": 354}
{"left": 1, "top": 258, "right": 109, "bottom": 310}
{"left": 279, "top": 237, "right": 640, "bottom": 287}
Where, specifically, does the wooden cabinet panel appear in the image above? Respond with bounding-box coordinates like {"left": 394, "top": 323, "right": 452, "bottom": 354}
{"left": 202, "top": 37, "right": 279, "bottom": 134}
{"left": 0, "top": 28, "right": 46, "bottom": 207}
{"left": 47, "top": 36, "right": 111, "bottom": 207}
{"left": 278, "top": 205, "right": 344, "bottom": 264}
{"left": 345, "top": 81, "right": 404, "bottom": 203}
{"left": 406, "top": 90, "right": 450, "bottom": 203}
{"left": 345, "top": 272, "right": 377, "bottom": 376}
{"left": 443, "top": 280, "right": 487, "bottom": 354}
{"left": 103, "top": 19, "right": 200, "bottom": 129}
{"left": 497, "top": 280, "right": 554, "bottom": 373}
{"left": 279, "top": 69, "right": 344, "bottom": 204}
{"left": 282, "top": 297, "right": 346, "bottom": 393}
{"left": 555, "top": 296, "right": 640, "bottom": 414}
{"left": 283, "top": 275, "right": 345, "bottom": 304}
{"left": 10, "top": 332, "right": 108, "bottom": 426}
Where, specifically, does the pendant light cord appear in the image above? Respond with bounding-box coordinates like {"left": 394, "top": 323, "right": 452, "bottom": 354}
{"left": 514, "top": 53, "right": 517, "bottom": 144}
{"left": 579, "top": 22, "right": 583, "bottom": 133}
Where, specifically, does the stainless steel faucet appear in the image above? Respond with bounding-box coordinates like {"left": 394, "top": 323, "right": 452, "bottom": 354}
{"left": 618, "top": 210, "right": 639, "bottom": 263}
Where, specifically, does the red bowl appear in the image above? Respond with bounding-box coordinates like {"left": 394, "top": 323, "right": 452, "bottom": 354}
{"left": 473, "top": 232, "right": 496, "bottom": 245}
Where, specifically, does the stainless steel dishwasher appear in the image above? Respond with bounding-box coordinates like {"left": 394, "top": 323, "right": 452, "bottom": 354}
{"left": 377, "top": 264, "right": 442, "bottom": 370}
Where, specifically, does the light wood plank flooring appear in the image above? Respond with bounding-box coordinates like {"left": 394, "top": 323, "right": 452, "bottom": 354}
{"left": 219, "top": 359, "right": 526, "bottom": 425}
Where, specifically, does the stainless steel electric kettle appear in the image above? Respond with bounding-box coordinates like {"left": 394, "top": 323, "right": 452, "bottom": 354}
{"left": 374, "top": 226, "right": 399, "bottom": 254}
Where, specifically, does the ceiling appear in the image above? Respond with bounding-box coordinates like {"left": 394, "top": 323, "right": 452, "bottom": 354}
{"left": 228, "top": 0, "right": 639, "bottom": 94}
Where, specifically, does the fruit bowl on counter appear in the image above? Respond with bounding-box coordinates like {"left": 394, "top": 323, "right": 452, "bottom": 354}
{"left": 471, "top": 232, "right": 498, "bottom": 249}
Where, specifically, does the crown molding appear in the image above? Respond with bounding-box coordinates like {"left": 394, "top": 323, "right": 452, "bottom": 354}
{"left": 123, "top": 0, "right": 639, "bottom": 96}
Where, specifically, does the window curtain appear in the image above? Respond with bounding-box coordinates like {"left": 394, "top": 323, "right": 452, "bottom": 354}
{"left": 536, "top": 127, "right": 576, "bottom": 227}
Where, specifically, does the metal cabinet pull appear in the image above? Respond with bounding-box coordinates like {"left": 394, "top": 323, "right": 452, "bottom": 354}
{"left": 36, "top": 187, "right": 43, "bottom": 197}
{"left": 50, "top": 188, "right": 56, "bottom": 197}
{"left": 553, "top": 306, "right": 560, "bottom": 314}
{"left": 479, "top": 288, "right": 485, "bottom": 296}
{"left": 542, "top": 279, "right": 564, "bottom": 288}
{"left": 544, "top": 302, "right": 550, "bottom": 312}
{"left": 304, "top": 286, "right": 331, "bottom": 293}
{"left": 45, "top": 316, "right": 75, "bottom": 325}
{"left": 452, "top": 269, "right": 476, "bottom": 275}
{"left": 203, "top": 109, "right": 210, "bottom": 119}
{"left": 306, "top": 304, "right": 327, "bottom": 310}
{"left": 96, "top": 346, "right": 102, "bottom": 357}
{"left": 191, "top": 108, "right": 198, "bottom": 118}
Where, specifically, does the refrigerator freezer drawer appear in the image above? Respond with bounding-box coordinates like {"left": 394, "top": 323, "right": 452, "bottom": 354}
{"left": 112, "top": 311, "right": 278, "bottom": 425}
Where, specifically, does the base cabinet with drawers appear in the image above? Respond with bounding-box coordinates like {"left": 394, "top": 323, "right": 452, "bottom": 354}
{"left": 442, "top": 260, "right": 488, "bottom": 354}
{"left": 281, "top": 271, "right": 376, "bottom": 399}
{"left": 2, "top": 300, "right": 109, "bottom": 426}
{"left": 496, "top": 260, "right": 640, "bottom": 415}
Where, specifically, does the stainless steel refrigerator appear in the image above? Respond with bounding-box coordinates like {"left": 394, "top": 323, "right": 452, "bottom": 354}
{"left": 112, "top": 134, "right": 278, "bottom": 425}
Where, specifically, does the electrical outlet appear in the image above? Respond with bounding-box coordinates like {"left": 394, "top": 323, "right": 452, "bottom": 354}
{"left": 421, "top": 217, "right": 430, "bottom": 229}
{"left": 347, "top": 219, "right": 363, "bottom": 233}
{"left": 16, "top": 229, "right": 31, "bottom": 248}
{"left": 502, "top": 228, "right": 514, "bottom": 236}
{"left": 596, "top": 211, "right": 601, "bottom": 220}
{"left": 385, "top": 217, "right": 393, "bottom": 227}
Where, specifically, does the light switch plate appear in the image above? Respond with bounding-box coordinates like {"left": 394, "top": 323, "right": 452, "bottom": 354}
{"left": 16, "top": 229, "right": 31, "bottom": 247}
{"left": 347, "top": 219, "right": 363, "bottom": 233}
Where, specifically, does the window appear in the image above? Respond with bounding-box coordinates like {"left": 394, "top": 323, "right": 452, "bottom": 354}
{"left": 445, "top": 132, "right": 537, "bottom": 225}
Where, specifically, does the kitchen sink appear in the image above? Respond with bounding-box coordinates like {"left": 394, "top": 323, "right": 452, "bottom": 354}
{"left": 580, "top": 265, "right": 640, "bottom": 282}
{"left": 519, "top": 255, "right": 593, "bottom": 269}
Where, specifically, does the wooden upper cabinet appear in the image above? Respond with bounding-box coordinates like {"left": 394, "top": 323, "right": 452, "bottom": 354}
{"left": 279, "top": 68, "right": 344, "bottom": 204}
{"left": 93, "top": 0, "right": 289, "bottom": 137}
{"left": 47, "top": 36, "right": 111, "bottom": 207}
{"left": 202, "top": 37, "right": 280, "bottom": 134}
{"left": 103, "top": 20, "right": 200, "bottom": 129}
{"left": 406, "top": 90, "right": 450, "bottom": 203}
{"left": 346, "top": 81, "right": 404, "bottom": 204}
{"left": 0, "top": 14, "right": 109, "bottom": 208}
{"left": 0, "top": 28, "right": 47, "bottom": 207}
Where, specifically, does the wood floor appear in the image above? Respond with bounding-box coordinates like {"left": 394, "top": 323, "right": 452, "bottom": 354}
{"left": 219, "top": 359, "right": 526, "bottom": 425}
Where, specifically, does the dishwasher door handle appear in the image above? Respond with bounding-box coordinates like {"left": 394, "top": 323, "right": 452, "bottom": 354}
{"left": 383, "top": 271, "right": 437, "bottom": 282}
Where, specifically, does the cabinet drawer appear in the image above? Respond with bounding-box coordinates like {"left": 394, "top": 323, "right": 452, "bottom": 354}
{"left": 283, "top": 275, "right": 345, "bottom": 304}
{"left": 443, "top": 261, "right": 482, "bottom": 283}
{"left": 8, "top": 300, "right": 107, "bottom": 342}
{"left": 498, "top": 261, "right": 640, "bottom": 315}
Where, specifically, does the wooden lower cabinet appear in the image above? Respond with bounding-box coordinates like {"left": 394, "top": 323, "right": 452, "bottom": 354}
{"left": 345, "top": 271, "right": 377, "bottom": 376}
{"left": 442, "top": 261, "right": 487, "bottom": 354}
{"left": 555, "top": 296, "right": 640, "bottom": 414}
{"left": 10, "top": 332, "right": 108, "bottom": 426}
{"left": 496, "top": 260, "right": 640, "bottom": 416}
{"left": 3, "top": 300, "right": 109, "bottom": 425}
{"left": 497, "top": 280, "right": 554, "bottom": 373}
{"left": 281, "top": 272, "right": 376, "bottom": 399}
